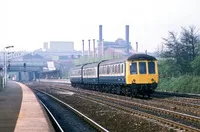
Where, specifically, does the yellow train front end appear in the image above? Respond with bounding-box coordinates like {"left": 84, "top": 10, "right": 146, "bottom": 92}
{"left": 125, "top": 59, "right": 159, "bottom": 96}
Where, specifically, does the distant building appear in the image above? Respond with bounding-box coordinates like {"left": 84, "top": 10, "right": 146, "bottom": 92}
{"left": 98, "top": 38, "right": 133, "bottom": 57}
{"left": 43, "top": 42, "right": 48, "bottom": 51}
{"left": 104, "top": 48, "right": 136, "bottom": 58}
{"left": 23, "top": 53, "right": 44, "bottom": 61}
{"left": 49, "top": 41, "right": 74, "bottom": 52}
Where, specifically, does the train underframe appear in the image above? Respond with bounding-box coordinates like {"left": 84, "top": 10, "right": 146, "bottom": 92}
{"left": 71, "top": 82, "right": 158, "bottom": 98}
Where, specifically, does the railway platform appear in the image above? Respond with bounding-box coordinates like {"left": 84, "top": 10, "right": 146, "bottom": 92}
{"left": 0, "top": 81, "right": 55, "bottom": 132}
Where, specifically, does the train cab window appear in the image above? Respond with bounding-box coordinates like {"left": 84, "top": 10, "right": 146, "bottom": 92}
{"left": 139, "top": 62, "right": 147, "bottom": 74}
{"left": 130, "top": 62, "right": 137, "bottom": 74}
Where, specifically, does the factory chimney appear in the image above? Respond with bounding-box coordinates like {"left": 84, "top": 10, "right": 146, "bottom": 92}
{"left": 145, "top": 50, "right": 147, "bottom": 54}
{"left": 99, "top": 25, "right": 102, "bottom": 43}
{"left": 136, "top": 42, "right": 138, "bottom": 52}
{"left": 101, "top": 39, "right": 104, "bottom": 58}
{"left": 125, "top": 25, "right": 129, "bottom": 55}
{"left": 88, "top": 39, "right": 91, "bottom": 56}
{"left": 82, "top": 40, "right": 84, "bottom": 56}
{"left": 98, "top": 25, "right": 103, "bottom": 57}
{"left": 93, "top": 39, "right": 96, "bottom": 57}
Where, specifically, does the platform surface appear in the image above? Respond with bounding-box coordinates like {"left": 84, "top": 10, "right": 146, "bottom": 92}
{"left": 0, "top": 81, "right": 55, "bottom": 132}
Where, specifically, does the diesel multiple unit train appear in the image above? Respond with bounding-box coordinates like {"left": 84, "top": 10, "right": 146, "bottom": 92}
{"left": 69, "top": 54, "right": 159, "bottom": 98}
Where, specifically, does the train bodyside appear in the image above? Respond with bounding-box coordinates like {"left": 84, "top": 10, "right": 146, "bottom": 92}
{"left": 99, "top": 58, "right": 126, "bottom": 85}
{"left": 69, "top": 65, "right": 83, "bottom": 87}
{"left": 82, "top": 63, "right": 99, "bottom": 85}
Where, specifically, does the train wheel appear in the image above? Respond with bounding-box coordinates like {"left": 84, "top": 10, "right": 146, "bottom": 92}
{"left": 132, "top": 89, "right": 138, "bottom": 98}
{"left": 126, "top": 87, "right": 131, "bottom": 96}
{"left": 147, "top": 93, "right": 151, "bottom": 99}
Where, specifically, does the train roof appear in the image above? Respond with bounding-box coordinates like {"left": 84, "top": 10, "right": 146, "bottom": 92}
{"left": 100, "top": 54, "right": 156, "bottom": 66}
{"left": 127, "top": 53, "right": 157, "bottom": 61}
{"left": 71, "top": 63, "right": 89, "bottom": 70}
{"left": 83, "top": 62, "right": 99, "bottom": 68}
{"left": 70, "top": 54, "right": 157, "bottom": 69}
{"left": 70, "top": 65, "right": 82, "bottom": 70}
{"left": 100, "top": 57, "right": 127, "bottom": 65}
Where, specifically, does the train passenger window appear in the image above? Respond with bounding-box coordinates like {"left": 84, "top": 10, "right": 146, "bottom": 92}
{"left": 139, "top": 62, "right": 146, "bottom": 74}
{"left": 99, "top": 68, "right": 101, "bottom": 74}
{"left": 106, "top": 66, "right": 108, "bottom": 74}
{"left": 103, "top": 66, "right": 105, "bottom": 74}
{"left": 78, "top": 70, "right": 81, "bottom": 75}
{"left": 130, "top": 62, "right": 137, "bottom": 74}
{"left": 112, "top": 65, "right": 114, "bottom": 73}
{"left": 117, "top": 65, "right": 120, "bottom": 73}
{"left": 111, "top": 65, "right": 113, "bottom": 73}
{"left": 121, "top": 64, "right": 124, "bottom": 73}
{"left": 115, "top": 65, "right": 117, "bottom": 73}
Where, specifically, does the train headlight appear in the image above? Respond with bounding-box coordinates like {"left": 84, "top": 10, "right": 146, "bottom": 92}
{"left": 151, "top": 78, "right": 155, "bottom": 83}
{"left": 132, "top": 79, "right": 136, "bottom": 83}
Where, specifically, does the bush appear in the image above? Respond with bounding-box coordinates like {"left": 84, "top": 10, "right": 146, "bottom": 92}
{"left": 157, "top": 75, "right": 200, "bottom": 94}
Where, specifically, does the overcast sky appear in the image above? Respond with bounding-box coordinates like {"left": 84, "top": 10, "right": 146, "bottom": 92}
{"left": 1, "top": 0, "right": 200, "bottom": 52}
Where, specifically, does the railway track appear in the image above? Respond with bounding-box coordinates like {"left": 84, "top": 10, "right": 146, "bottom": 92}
{"left": 33, "top": 81, "right": 200, "bottom": 131}
{"left": 38, "top": 82, "right": 200, "bottom": 115}
{"left": 154, "top": 91, "right": 200, "bottom": 99}
{"left": 51, "top": 86, "right": 200, "bottom": 132}
{"left": 33, "top": 89, "right": 109, "bottom": 132}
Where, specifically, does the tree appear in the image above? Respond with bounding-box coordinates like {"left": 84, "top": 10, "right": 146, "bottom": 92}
{"left": 181, "top": 26, "right": 200, "bottom": 61}
{"left": 161, "top": 32, "right": 185, "bottom": 71}
{"left": 161, "top": 26, "right": 200, "bottom": 73}
{"left": 191, "top": 55, "right": 200, "bottom": 75}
